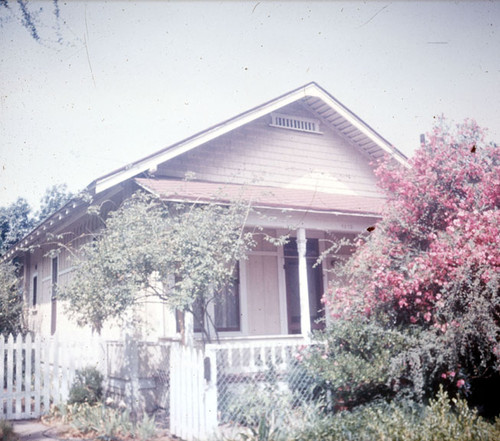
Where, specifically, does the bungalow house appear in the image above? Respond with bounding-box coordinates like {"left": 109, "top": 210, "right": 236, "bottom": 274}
{"left": 6, "top": 82, "right": 408, "bottom": 344}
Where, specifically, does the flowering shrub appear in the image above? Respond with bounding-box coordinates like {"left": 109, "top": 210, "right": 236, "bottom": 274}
{"left": 322, "top": 118, "right": 499, "bottom": 413}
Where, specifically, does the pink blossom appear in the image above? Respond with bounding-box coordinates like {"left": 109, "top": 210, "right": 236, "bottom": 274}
{"left": 457, "top": 379, "right": 465, "bottom": 388}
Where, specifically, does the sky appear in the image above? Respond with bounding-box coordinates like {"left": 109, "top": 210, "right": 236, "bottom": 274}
{"left": 1, "top": 0, "right": 499, "bottom": 209}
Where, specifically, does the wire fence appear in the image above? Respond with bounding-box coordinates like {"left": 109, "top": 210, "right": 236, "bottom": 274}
{"left": 208, "top": 338, "right": 321, "bottom": 429}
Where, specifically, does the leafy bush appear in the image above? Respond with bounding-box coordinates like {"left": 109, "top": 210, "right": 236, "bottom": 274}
{"left": 0, "top": 419, "right": 18, "bottom": 441}
{"left": 300, "top": 319, "right": 421, "bottom": 408}
{"left": 292, "top": 388, "right": 500, "bottom": 441}
{"left": 223, "top": 387, "right": 500, "bottom": 441}
{"left": 71, "top": 402, "right": 133, "bottom": 440}
{"left": 45, "top": 400, "right": 157, "bottom": 441}
{"left": 68, "top": 366, "right": 104, "bottom": 405}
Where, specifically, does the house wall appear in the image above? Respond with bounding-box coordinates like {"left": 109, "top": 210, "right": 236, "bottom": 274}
{"left": 22, "top": 191, "right": 133, "bottom": 341}
{"left": 157, "top": 102, "right": 384, "bottom": 198}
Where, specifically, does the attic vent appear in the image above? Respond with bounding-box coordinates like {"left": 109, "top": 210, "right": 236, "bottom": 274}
{"left": 270, "top": 113, "right": 322, "bottom": 134}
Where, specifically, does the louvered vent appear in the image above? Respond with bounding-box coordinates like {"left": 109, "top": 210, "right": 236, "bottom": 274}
{"left": 270, "top": 113, "right": 322, "bottom": 134}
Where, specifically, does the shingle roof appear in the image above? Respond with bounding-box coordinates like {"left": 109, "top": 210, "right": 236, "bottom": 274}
{"left": 135, "top": 178, "right": 385, "bottom": 215}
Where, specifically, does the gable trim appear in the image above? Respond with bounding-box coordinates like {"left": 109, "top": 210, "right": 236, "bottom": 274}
{"left": 90, "top": 82, "right": 408, "bottom": 195}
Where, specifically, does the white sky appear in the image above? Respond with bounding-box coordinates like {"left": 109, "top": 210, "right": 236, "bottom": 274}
{"left": 1, "top": 0, "right": 499, "bottom": 208}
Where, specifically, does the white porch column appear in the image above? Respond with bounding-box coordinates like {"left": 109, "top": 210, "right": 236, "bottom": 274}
{"left": 297, "top": 228, "right": 311, "bottom": 338}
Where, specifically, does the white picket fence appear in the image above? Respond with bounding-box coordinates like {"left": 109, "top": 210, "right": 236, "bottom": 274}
{"left": 1, "top": 333, "right": 105, "bottom": 420}
{"left": 169, "top": 343, "right": 218, "bottom": 441}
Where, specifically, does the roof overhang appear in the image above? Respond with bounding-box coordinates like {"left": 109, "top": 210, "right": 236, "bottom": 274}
{"left": 135, "top": 178, "right": 385, "bottom": 217}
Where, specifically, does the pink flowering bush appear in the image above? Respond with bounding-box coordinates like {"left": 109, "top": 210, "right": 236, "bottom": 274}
{"left": 318, "top": 118, "right": 500, "bottom": 414}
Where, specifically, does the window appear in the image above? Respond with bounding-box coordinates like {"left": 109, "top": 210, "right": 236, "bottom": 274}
{"left": 32, "top": 275, "right": 37, "bottom": 307}
{"left": 214, "top": 265, "right": 240, "bottom": 332}
{"left": 191, "top": 264, "right": 241, "bottom": 333}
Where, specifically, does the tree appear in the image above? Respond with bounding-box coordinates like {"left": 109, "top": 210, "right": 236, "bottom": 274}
{"left": 0, "top": 184, "right": 73, "bottom": 255}
{"left": 0, "top": 197, "right": 34, "bottom": 254}
{"left": 312, "top": 118, "right": 499, "bottom": 413}
{"left": 60, "top": 192, "right": 258, "bottom": 341}
{"left": 0, "top": 0, "right": 63, "bottom": 44}
{"left": 35, "top": 183, "right": 72, "bottom": 226}
{"left": 0, "top": 261, "right": 24, "bottom": 335}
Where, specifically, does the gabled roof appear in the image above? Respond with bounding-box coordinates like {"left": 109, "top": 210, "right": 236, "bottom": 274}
{"left": 135, "top": 178, "right": 386, "bottom": 216}
{"left": 89, "top": 82, "right": 408, "bottom": 195}
{"left": 4, "top": 82, "right": 404, "bottom": 260}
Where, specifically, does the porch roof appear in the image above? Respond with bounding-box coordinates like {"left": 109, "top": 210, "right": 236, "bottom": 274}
{"left": 135, "top": 178, "right": 385, "bottom": 216}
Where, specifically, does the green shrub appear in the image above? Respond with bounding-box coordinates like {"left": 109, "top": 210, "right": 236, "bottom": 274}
{"left": 68, "top": 366, "right": 103, "bottom": 405}
{"left": 0, "top": 419, "right": 19, "bottom": 441}
{"left": 135, "top": 412, "right": 157, "bottom": 441}
{"left": 46, "top": 401, "right": 157, "bottom": 441}
{"left": 301, "top": 318, "right": 417, "bottom": 409}
{"left": 291, "top": 387, "right": 500, "bottom": 441}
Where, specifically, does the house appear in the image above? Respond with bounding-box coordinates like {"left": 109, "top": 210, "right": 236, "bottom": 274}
{"left": 6, "top": 82, "right": 408, "bottom": 343}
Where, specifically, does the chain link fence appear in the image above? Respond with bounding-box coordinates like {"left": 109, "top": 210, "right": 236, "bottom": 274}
{"left": 209, "top": 338, "right": 323, "bottom": 429}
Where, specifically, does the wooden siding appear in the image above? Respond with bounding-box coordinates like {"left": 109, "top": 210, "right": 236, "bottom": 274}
{"left": 157, "top": 102, "right": 384, "bottom": 199}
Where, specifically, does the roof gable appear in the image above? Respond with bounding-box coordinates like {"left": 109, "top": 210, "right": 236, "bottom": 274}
{"left": 90, "top": 82, "right": 408, "bottom": 195}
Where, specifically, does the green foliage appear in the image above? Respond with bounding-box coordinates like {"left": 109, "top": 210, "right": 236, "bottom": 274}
{"left": 35, "top": 183, "right": 73, "bottom": 226}
{"left": 219, "top": 384, "right": 295, "bottom": 441}
{"left": 47, "top": 401, "right": 157, "bottom": 441}
{"left": 301, "top": 319, "right": 422, "bottom": 408}
{"left": 0, "top": 261, "right": 23, "bottom": 335}
{"left": 68, "top": 366, "right": 104, "bottom": 405}
{"left": 0, "top": 197, "right": 34, "bottom": 254}
{"left": 290, "top": 388, "right": 500, "bottom": 441}
{"left": 61, "top": 192, "right": 257, "bottom": 339}
{"left": 135, "top": 412, "right": 157, "bottom": 441}
{"left": 0, "top": 419, "right": 19, "bottom": 441}
{"left": 0, "top": 184, "right": 73, "bottom": 255}
{"left": 70, "top": 403, "right": 132, "bottom": 440}
{"left": 221, "top": 379, "right": 293, "bottom": 427}
{"left": 222, "top": 388, "right": 500, "bottom": 441}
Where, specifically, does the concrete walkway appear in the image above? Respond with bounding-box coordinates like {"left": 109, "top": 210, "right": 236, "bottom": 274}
{"left": 12, "top": 420, "right": 59, "bottom": 441}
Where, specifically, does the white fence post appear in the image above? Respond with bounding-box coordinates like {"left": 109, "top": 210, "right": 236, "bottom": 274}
{"left": 204, "top": 345, "right": 218, "bottom": 437}
{"left": 24, "top": 334, "right": 33, "bottom": 418}
{"left": 6, "top": 334, "right": 14, "bottom": 419}
{"left": 34, "top": 335, "right": 41, "bottom": 416}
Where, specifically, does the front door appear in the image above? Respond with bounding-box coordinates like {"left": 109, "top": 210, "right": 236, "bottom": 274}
{"left": 284, "top": 238, "right": 325, "bottom": 334}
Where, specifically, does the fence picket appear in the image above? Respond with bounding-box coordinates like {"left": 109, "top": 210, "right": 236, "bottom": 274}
{"left": 34, "top": 335, "right": 41, "bottom": 416}
{"left": 24, "top": 334, "right": 33, "bottom": 418}
{"left": 42, "top": 337, "right": 51, "bottom": 413}
{"left": 6, "top": 334, "right": 14, "bottom": 419}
